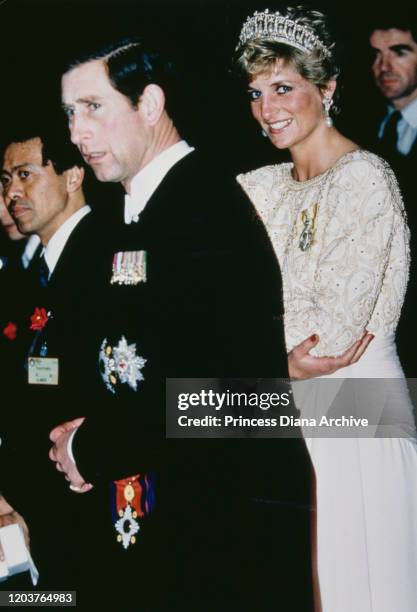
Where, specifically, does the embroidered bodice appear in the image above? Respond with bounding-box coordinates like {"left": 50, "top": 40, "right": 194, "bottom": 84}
{"left": 238, "top": 150, "right": 410, "bottom": 357}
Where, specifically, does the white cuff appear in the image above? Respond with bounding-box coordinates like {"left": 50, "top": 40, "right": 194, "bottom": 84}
{"left": 66, "top": 428, "right": 78, "bottom": 466}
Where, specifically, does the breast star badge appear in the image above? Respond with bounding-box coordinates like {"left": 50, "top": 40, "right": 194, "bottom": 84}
{"left": 99, "top": 336, "right": 147, "bottom": 393}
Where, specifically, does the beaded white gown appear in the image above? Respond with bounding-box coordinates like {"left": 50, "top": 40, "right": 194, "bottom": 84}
{"left": 238, "top": 150, "right": 417, "bottom": 612}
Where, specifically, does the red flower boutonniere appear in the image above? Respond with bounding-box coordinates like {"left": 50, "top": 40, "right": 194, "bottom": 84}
{"left": 3, "top": 321, "right": 17, "bottom": 341}
{"left": 30, "top": 307, "right": 49, "bottom": 331}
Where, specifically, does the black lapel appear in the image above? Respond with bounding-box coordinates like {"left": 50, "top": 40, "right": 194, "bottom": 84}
{"left": 48, "top": 212, "right": 94, "bottom": 289}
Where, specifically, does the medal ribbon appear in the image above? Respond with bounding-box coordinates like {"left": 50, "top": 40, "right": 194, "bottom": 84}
{"left": 115, "top": 474, "right": 142, "bottom": 516}
{"left": 111, "top": 473, "right": 155, "bottom": 523}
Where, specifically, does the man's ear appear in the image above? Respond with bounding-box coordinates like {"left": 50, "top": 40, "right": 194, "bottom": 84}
{"left": 139, "top": 84, "right": 165, "bottom": 126}
{"left": 65, "top": 165, "right": 84, "bottom": 193}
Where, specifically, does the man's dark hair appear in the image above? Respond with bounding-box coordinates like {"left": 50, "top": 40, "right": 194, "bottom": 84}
{"left": 368, "top": 7, "right": 417, "bottom": 43}
{"left": 66, "top": 36, "right": 180, "bottom": 118}
{"left": 0, "top": 112, "right": 83, "bottom": 175}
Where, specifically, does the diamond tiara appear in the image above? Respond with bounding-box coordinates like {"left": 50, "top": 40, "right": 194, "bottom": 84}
{"left": 236, "top": 9, "right": 330, "bottom": 57}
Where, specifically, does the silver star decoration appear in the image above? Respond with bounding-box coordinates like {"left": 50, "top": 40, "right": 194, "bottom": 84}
{"left": 113, "top": 336, "right": 147, "bottom": 391}
{"left": 98, "top": 339, "right": 116, "bottom": 394}
{"left": 115, "top": 505, "right": 140, "bottom": 549}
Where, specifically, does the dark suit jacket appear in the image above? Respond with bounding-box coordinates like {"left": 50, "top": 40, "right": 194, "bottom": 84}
{"left": 66, "top": 151, "right": 313, "bottom": 610}
{"left": 0, "top": 238, "right": 31, "bottom": 368}
{"left": 0, "top": 211, "right": 113, "bottom": 591}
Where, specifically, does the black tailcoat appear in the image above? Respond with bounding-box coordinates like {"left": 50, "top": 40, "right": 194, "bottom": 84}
{"left": 71, "top": 151, "right": 313, "bottom": 610}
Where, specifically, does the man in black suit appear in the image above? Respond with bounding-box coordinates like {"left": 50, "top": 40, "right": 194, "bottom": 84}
{"left": 48, "top": 37, "right": 371, "bottom": 610}
{"left": 368, "top": 10, "right": 417, "bottom": 375}
{"left": 0, "top": 119, "right": 112, "bottom": 590}
{"left": 369, "top": 11, "right": 417, "bottom": 160}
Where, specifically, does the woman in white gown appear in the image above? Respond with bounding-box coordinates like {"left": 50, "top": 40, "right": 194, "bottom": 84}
{"left": 235, "top": 6, "right": 417, "bottom": 612}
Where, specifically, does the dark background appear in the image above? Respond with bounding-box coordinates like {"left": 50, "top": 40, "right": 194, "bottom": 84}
{"left": 0, "top": 0, "right": 414, "bottom": 173}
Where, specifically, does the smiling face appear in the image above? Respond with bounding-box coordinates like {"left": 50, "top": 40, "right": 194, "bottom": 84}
{"left": 1, "top": 138, "right": 69, "bottom": 244}
{"left": 370, "top": 29, "right": 417, "bottom": 108}
{"left": 248, "top": 61, "right": 329, "bottom": 152}
{"left": 62, "top": 60, "right": 151, "bottom": 190}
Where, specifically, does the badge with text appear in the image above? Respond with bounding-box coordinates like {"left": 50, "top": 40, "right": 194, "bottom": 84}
{"left": 28, "top": 357, "right": 59, "bottom": 385}
{"left": 111, "top": 473, "right": 155, "bottom": 549}
{"left": 110, "top": 250, "right": 147, "bottom": 285}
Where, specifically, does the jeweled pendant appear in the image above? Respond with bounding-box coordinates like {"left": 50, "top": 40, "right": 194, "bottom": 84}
{"left": 299, "top": 228, "right": 314, "bottom": 251}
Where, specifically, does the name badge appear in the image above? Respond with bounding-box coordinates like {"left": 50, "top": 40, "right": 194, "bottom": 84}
{"left": 28, "top": 357, "right": 59, "bottom": 385}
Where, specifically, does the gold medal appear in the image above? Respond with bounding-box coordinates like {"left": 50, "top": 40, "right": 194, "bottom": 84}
{"left": 124, "top": 483, "right": 135, "bottom": 504}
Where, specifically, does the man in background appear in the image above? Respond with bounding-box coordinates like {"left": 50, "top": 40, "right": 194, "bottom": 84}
{"left": 370, "top": 11, "right": 417, "bottom": 160}
{"left": 0, "top": 117, "right": 109, "bottom": 591}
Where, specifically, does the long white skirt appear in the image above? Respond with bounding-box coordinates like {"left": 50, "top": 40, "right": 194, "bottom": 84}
{"left": 299, "top": 334, "right": 417, "bottom": 612}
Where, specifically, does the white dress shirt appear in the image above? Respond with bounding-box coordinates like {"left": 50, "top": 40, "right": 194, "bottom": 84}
{"left": 42, "top": 206, "right": 91, "bottom": 277}
{"left": 124, "top": 140, "right": 194, "bottom": 224}
{"left": 379, "top": 97, "right": 417, "bottom": 155}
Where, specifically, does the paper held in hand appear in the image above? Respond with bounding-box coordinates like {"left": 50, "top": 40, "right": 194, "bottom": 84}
{"left": 0, "top": 524, "right": 39, "bottom": 585}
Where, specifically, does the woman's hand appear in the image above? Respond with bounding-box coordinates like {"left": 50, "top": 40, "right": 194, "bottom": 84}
{"left": 288, "top": 332, "right": 374, "bottom": 380}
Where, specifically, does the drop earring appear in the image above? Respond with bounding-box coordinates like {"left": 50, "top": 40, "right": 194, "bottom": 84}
{"left": 261, "top": 129, "right": 268, "bottom": 137}
{"left": 323, "top": 96, "right": 333, "bottom": 128}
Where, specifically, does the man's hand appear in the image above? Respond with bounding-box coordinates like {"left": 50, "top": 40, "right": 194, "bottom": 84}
{"left": 288, "top": 332, "right": 374, "bottom": 380}
{"left": 49, "top": 416, "right": 85, "bottom": 439}
{"left": 49, "top": 418, "right": 93, "bottom": 494}
{"left": 0, "top": 495, "right": 30, "bottom": 561}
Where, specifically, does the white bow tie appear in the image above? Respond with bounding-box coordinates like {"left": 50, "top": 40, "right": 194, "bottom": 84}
{"left": 124, "top": 193, "right": 141, "bottom": 224}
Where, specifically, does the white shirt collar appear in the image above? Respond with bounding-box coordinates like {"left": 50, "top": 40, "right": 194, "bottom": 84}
{"left": 400, "top": 96, "right": 417, "bottom": 129}
{"left": 21, "top": 234, "right": 41, "bottom": 269}
{"left": 124, "top": 140, "right": 194, "bottom": 224}
{"left": 386, "top": 97, "right": 417, "bottom": 128}
{"left": 43, "top": 205, "right": 91, "bottom": 276}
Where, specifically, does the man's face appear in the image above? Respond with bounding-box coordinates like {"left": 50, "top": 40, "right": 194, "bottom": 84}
{"left": 62, "top": 60, "right": 151, "bottom": 190}
{"left": 1, "top": 138, "right": 68, "bottom": 244}
{"left": 370, "top": 29, "right": 417, "bottom": 107}
{"left": 0, "top": 188, "right": 24, "bottom": 241}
